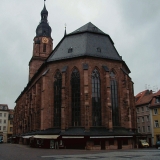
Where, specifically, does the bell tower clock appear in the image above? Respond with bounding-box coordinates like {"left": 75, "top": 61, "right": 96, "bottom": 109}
{"left": 29, "top": 1, "right": 53, "bottom": 80}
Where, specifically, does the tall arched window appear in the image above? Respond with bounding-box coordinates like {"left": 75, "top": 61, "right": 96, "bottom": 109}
{"left": 92, "top": 69, "right": 101, "bottom": 126}
{"left": 110, "top": 71, "right": 119, "bottom": 126}
{"left": 71, "top": 68, "right": 80, "bottom": 126}
{"left": 54, "top": 70, "right": 62, "bottom": 127}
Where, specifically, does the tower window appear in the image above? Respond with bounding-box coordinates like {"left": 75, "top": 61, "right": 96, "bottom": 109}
{"left": 68, "top": 47, "right": 73, "bottom": 53}
{"left": 43, "top": 44, "right": 46, "bottom": 52}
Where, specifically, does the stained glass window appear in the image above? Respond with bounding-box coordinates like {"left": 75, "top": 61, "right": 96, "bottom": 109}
{"left": 54, "top": 70, "right": 62, "bottom": 127}
{"left": 71, "top": 68, "right": 80, "bottom": 126}
{"left": 110, "top": 71, "right": 119, "bottom": 126}
{"left": 92, "top": 69, "right": 101, "bottom": 126}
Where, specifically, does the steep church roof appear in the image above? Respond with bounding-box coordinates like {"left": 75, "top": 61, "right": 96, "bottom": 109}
{"left": 47, "top": 22, "right": 123, "bottom": 62}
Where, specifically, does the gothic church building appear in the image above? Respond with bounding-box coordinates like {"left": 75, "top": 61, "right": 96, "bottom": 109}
{"left": 13, "top": 3, "right": 137, "bottom": 149}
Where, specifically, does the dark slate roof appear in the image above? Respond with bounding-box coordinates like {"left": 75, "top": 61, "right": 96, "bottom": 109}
{"left": 60, "top": 127, "right": 137, "bottom": 136}
{"left": 69, "top": 22, "right": 105, "bottom": 35}
{"left": 47, "top": 22, "right": 123, "bottom": 62}
{"left": 36, "top": 4, "right": 51, "bottom": 37}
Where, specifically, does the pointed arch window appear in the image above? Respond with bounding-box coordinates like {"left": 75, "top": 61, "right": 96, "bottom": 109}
{"left": 71, "top": 68, "right": 80, "bottom": 126}
{"left": 110, "top": 71, "right": 119, "bottom": 126}
{"left": 92, "top": 69, "right": 101, "bottom": 126}
{"left": 54, "top": 70, "right": 62, "bottom": 127}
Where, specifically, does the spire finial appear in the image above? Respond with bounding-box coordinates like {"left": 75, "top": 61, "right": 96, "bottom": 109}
{"left": 64, "top": 23, "right": 67, "bottom": 36}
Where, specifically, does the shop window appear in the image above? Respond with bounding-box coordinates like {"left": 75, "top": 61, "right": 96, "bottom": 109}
{"left": 92, "top": 69, "right": 101, "bottom": 126}
{"left": 123, "top": 139, "right": 128, "bottom": 145}
{"left": 109, "top": 139, "right": 114, "bottom": 145}
{"left": 94, "top": 139, "right": 100, "bottom": 145}
{"left": 71, "top": 68, "right": 81, "bottom": 126}
{"left": 110, "top": 71, "right": 119, "bottom": 126}
{"left": 54, "top": 70, "right": 62, "bottom": 127}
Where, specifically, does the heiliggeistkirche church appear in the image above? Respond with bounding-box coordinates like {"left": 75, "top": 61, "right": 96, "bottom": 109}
{"left": 13, "top": 2, "right": 138, "bottom": 149}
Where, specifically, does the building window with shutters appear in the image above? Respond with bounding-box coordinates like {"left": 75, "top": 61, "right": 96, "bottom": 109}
{"left": 154, "top": 108, "right": 158, "bottom": 115}
{"left": 54, "top": 70, "right": 62, "bottom": 127}
{"left": 92, "top": 69, "right": 101, "bottom": 126}
{"left": 155, "top": 120, "right": 159, "bottom": 128}
{"left": 71, "top": 68, "right": 81, "bottom": 126}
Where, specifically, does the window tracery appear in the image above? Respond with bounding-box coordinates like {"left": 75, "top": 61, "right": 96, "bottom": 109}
{"left": 92, "top": 69, "right": 101, "bottom": 126}
{"left": 71, "top": 68, "right": 81, "bottom": 126}
{"left": 54, "top": 70, "right": 62, "bottom": 127}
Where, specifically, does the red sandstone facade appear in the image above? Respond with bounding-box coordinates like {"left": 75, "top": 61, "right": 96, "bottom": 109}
{"left": 13, "top": 3, "right": 137, "bottom": 150}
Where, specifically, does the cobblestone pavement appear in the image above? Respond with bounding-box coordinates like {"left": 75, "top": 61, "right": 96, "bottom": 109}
{"left": 0, "top": 143, "right": 160, "bottom": 160}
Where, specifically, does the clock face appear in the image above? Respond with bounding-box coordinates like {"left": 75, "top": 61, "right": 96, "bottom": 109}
{"left": 42, "top": 37, "right": 49, "bottom": 43}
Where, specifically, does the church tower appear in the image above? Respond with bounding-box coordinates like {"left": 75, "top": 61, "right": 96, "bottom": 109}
{"left": 29, "top": 2, "right": 53, "bottom": 80}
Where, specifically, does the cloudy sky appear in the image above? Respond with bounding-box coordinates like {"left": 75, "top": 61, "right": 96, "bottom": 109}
{"left": 0, "top": 0, "right": 160, "bottom": 109}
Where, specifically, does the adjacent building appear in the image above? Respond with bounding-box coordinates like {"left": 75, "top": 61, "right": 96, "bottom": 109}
{"left": 13, "top": 3, "right": 138, "bottom": 149}
{"left": 0, "top": 104, "right": 9, "bottom": 142}
{"left": 150, "top": 90, "right": 160, "bottom": 145}
{"left": 135, "top": 90, "right": 153, "bottom": 146}
{"left": 7, "top": 109, "right": 14, "bottom": 141}
{"left": 135, "top": 90, "right": 160, "bottom": 146}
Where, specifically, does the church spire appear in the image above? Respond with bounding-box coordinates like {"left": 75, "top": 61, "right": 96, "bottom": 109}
{"left": 36, "top": 0, "right": 51, "bottom": 37}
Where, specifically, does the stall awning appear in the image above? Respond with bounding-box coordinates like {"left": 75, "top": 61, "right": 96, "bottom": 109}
{"left": 33, "top": 135, "right": 59, "bottom": 139}
{"left": 90, "top": 136, "right": 114, "bottom": 138}
{"left": 22, "top": 135, "right": 33, "bottom": 139}
{"left": 62, "top": 136, "right": 84, "bottom": 139}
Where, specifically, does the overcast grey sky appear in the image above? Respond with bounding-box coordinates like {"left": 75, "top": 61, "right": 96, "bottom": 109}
{"left": 0, "top": 0, "right": 160, "bottom": 109}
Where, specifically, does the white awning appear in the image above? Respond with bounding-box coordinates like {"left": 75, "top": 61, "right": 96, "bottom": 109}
{"left": 33, "top": 135, "right": 59, "bottom": 139}
{"left": 114, "top": 136, "right": 133, "bottom": 138}
{"left": 62, "top": 136, "right": 84, "bottom": 139}
{"left": 90, "top": 136, "right": 114, "bottom": 138}
{"left": 22, "top": 135, "right": 33, "bottom": 139}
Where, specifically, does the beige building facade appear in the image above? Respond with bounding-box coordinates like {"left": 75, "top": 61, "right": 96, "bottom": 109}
{"left": 0, "top": 104, "right": 9, "bottom": 143}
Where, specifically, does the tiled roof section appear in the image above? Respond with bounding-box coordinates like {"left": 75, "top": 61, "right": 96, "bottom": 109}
{"left": 150, "top": 90, "right": 160, "bottom": 107}
{"left": 0, "top": 104, "right": 8, "bottom": 111}
{"left": 47, "top": 23, "right": 123, "bottom": 62}
{"left": 135, "top": 90, "right": 153, "bottom": 106}
{"left": 69, "top": 22, "right": 105, "bottom": 35}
